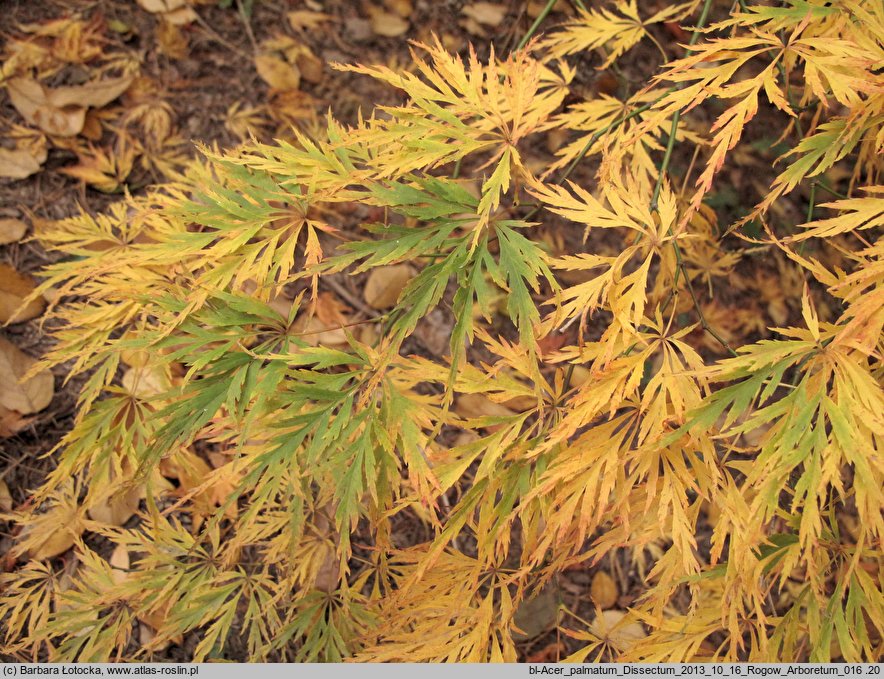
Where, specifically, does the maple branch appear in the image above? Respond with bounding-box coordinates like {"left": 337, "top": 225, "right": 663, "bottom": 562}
{"left": 190, "top": 8, "right": 250, "bottom": 59}
{"left": 649, "top": 0, "right": 715, "bottom": 212}
{"left": 516, "top": 0, "right": 558, "bottom": 52}
{"left": 806, "top": 180, "right": 817, "bottom": 223}
{"left": 672, "top": 242, "right": 738, "bottom": 357}
{"left": 814, "top": 180, "right": 846, "bottom": 200}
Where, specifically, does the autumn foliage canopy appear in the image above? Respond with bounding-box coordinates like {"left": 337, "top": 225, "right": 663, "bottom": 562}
{"left": 1, "top": 0, "right": 883, "bottom": 663}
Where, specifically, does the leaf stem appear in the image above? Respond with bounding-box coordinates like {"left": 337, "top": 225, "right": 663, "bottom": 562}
{"left": 814, "top": 180, "right": 846, "bottom": 200}
{"left": 649, "top": 0, "right": 715, "bottom": 211}
{"left": 806, "top": 181, "right": 817, "bottom": 223}
{"left": 516, "top": 0, "right": 558, "bottom": 52}
{"left": 672, "top": 241, "right": 738, "bottom": 356}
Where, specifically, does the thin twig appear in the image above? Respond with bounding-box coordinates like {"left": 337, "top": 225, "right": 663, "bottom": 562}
{"left": 673, "top": 241, "right": 738, "bottom": 356}
{"left": 650, "top": 0, "right": 715, "bottom": 211}
{"left": 236, "top": 0, "right": 259, "bottom": 54}
{"left": 516, "top": 0, "right": 558, "bottom": 52}
{"left": 191, "top": 8, "right": 250, "bottom": 59}
{"left": 323, "top": 274, "right": 376, "bottom": 317}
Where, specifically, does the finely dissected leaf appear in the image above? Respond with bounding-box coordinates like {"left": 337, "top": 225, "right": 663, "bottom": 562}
{"left": 13, "top": 486, "right": 84, "bottom": 561}
{"left": 542, "top": 0, "right": 699, "bottom": 67}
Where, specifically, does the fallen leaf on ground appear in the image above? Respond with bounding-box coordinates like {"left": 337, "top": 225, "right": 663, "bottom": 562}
{"left": 454, "top": 393, "right": 517, "bottom": 420}
{"left": 369, "top": 9, "right": 409, "bottom": 37}
{"left": 7, "top": 76, "right": 133, "bottom": 137}
{"left": 121, "top": 365, "right": 171, "bottom": 399}
{"left": 109, "top": 545, "right": 130, "bottom": 584}
{"left": 7, "top": 78, "right": 84, "bottom": 137}
{"left": 59, "top": 143, "right": 135, "bottom": 192}
{"left": 287, "top": 10, "right": 334, "bottom": 31}
{"left": 0, "top": 479, "right": 12, "bottom": 512}
{"left": 590, "top": 571, "right": 619, "bottom": 609}
{"left": 162, "top": 6, "right": 197, "bottom": 25}
{"left": 414, "top": 308, "right": 451, "bottom": 355}
{"left": 462, "top": 2, "right": 507, "bottom": 26}
{"left": 0, "top": 219, "right": 27, "bottom": 245}
{"left": 0, "top": 404, "right": 35, "bottom": 438}
{"left": 364, "top": 264, "right": 414, "bottom": 309}
{"left": 0, "top": 336, "right": 54, "bottom": 415}
{"left": 255, "top": 54, "right": 301, "bottom": 91}
{"left": 526, "top": 641, "right": 566, "bottom": 663}
{"left": 17, "top": 501, "right": 82, "bottom": 560}
{"left": 47, "top": 77, "right": 137, "bottom": 109}
{"left": 513, "top": 585, "right": 560, "bottom": 640}
{"left": 383, "top": 0, "right": 413, "bottom": 18}
{"left": 87, "top": 486, "right": 142, "bottom": 526}
{"left": 0, "top": 263, "right": 46, "bottom": 323}
{"left": 136, "top": 0, "right": 186, "bottom": 12}
{"left": 291, "top": 315, "right": 348, "bottom": 348}
{"left": 0, "top": 146, "right": 47, "bottom": 179}
{"left": 589, "top": 610, "right": 646, "bottom": 652}
{"left": 156, "top": 18, "right": 189, "bottom": 59}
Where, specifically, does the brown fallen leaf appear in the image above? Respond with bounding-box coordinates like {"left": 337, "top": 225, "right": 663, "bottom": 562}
{"left": 369, "top": 9, "right": 409, "bottom": 37}
{"left": 383, "top": 0, "right": 413, "bottom": 18}
{"left": 364, "top": 264, "right": 414, "bottom": 309}
{"left": 0, "top": 479, "right": 12, "bottom": 512}
{"left": 294, "top": 48, "right": 324, "bottom": 85}
{"left": 109, "top": 545, "right": 130, "bottom": 585}
{"left": 569, "top": 365, "right": 591, "bottom": 388}
{"left": 17, "top": 499, "right": 83, "bottom": 561}
{"left": 136, "top": 0, "right": 187, "bottom": 12}
{"left": 0, "top": 263, "right": 46, "bottom": 324}
{"left": 87, "top": 486, "right": 141, "bottom": 526}
{"left": 7, "top": 78, "right": 85, "bottom": 137}
{"left": 462, "top": 2, "right": 507, "bottom": 26}
{"left": 255, "top": 54, "right": 301, "bottom": 91}
{"left": 526, "top": 641, "right": 566, "bottom": 663}
{"left": 7, "top": 76, "right": 133, "bottom": 137}
{"left": 156, "top": 18, "right": 189, "bottom": 59}
{"left": 460, "top": 17, "right": 487, "bottom": 38}
{"left": 0, "top": 404, "right": 35, "bottom": 438}
{"left": 454, "top": 393, "right": 517, "bottom": 420}
{"left": 121, "top": 365, "right": 171, "bottom": 399}
{"left": 291, "top": 315, "right": 348, "bottom": 348}
{"left": 138, "top": 600, "right": 183, "bottom": 649}
{"left": 0, "top": 336, "right": 54, "bottom": 415}
{"left": 414, "top": 308, "right": 451, "bottom": 355}
{"left": 513, "top": 585, "right": 560, "bottom": 640}
{"left": 0, "top": 219, "right": 27, "bottom": 245}
{"left": 589, "top": 610, "right": 646, "bottom": 653}
{"left": 162, "top": 6, "right": 197, "bottom": 25}
{"left": 287, "top": 10, "right": 334, "bottom": 32}
{"left": 312, "top": 501, "right": 340, "bottom": 593}
{"left": 0, "top": 146, "right": 47, "bottom": 180}
{"left": 47, "top": 77, "right": 138, "bottom": 110}
{"left": 590, "top": 571, "right": 619, "bottom": 609}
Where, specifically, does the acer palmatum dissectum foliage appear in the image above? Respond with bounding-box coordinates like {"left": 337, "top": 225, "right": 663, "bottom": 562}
{"left": 2, "top": 0, "right": 882, "bottom": 663}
